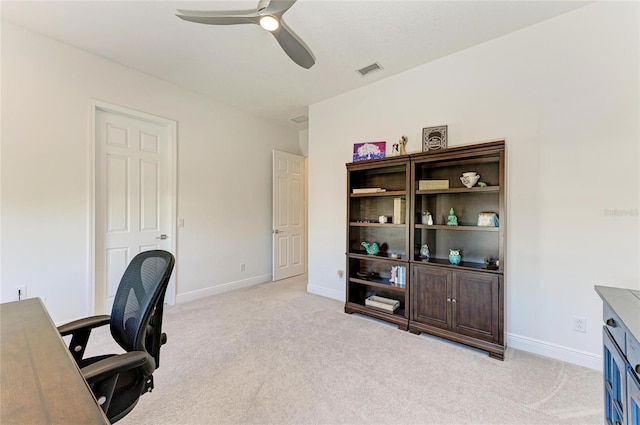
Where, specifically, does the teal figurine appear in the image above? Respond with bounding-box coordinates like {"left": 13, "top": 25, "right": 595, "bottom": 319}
{"left": 361, "top": 241, "right": 380, "bottom": 255}
{"left": 447, "top": 208, "right": 458, "bottom": 226}
{"left": 449, "top": 249, "right": 461, "bottom": 265}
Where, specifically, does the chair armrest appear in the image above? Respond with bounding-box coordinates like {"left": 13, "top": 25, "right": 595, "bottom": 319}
{"left": 82, "top": 351, "right": 155, "bottom": 382}
{"left": 57, "top": 315, "right": 111, "bottom": 336}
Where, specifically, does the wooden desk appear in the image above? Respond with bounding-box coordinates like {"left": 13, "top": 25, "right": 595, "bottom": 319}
{"left": 1, "top": 298, "right": 110, "bottom": 424}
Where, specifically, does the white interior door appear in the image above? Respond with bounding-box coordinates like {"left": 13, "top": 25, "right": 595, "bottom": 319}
{"left": 272, "top": 150, "right": 305, "bottom": 281}
{"left": 95, "top": 108, "right": 174, "bottom": 314}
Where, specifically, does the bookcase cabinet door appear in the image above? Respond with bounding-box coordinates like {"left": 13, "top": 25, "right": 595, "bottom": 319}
{"left": 411, "top": 265, "right": 450, "bottom": 330}
{"left": 452, "top": 271, "right": 501, "bottom": 343}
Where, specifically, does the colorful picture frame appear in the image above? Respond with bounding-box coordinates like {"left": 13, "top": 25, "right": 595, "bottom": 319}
{"left": 353, "top": 141, "right": 386, "bottom": 161}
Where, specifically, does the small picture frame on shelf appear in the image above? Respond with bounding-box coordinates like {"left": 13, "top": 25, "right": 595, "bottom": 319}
{"left": 353, "top": 141, "right": 386, "bottom": 161}
{"left": 422, "top": 125, "right": 448, "bottom": 151}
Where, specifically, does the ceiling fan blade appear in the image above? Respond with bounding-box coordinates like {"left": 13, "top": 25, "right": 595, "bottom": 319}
{"left": 263, "top": 0, "right": 297, "bottom": 15}
{"left": 176, "top": 9, "right": 259, "bottom": 26}
{"left": 271, "top": 20, "right": 315, "bottom": 69}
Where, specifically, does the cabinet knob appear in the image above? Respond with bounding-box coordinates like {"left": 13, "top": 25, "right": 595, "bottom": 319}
{"left": 452, "top": 299, "right": 457, "bottom": 303}
{"left": 606, "top": 318, "right": 616, "bottom": 327}
{"left": 636, "top": 364, "right": 640, "bottom": 374}
{"left": 447, "top": 298, "right": 451, "bottom": 303}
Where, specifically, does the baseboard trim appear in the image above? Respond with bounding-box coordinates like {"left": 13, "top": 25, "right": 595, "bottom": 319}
{"left": 507, "top": 332, "right": 602, "bottom": 371}
{"left": 307, "top": 283, "right": 344, "bottom": 302}
{"left": 176, "top": 274, "right": 272, "bottom": 304}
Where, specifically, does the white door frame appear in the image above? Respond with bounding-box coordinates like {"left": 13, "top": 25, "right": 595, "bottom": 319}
{"left": 88, "top": 99, "right": 178, "bottom": 315}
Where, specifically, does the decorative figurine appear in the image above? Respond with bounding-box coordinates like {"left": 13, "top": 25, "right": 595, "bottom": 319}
{"left": 460, "top": 171, "right": 480, "bottom": 188}
{"left": 391, "top": 143, "right": 400, "bottom": 156}
{"left": 361, "top": 241, "right": 380, "bottom": 255}
{"left": 420, "top": 211, "right": 432, "bottom": 225}
{"left": 390, "top": 266, "right": 397, "bottom": 283}
{"left": 449, "top": 249, "right": 461, "bottom": 265}
{"left": 482, "top": 258, "right": 498, "bottom": 270}
{"left": 398, "top": 135, "right": 408, "bottom": 155}
{"left": 447, "top": 208, "right": 458, "bottom": 226}
{"left": 419, "top": 244, "right": 430, "bottom": 259}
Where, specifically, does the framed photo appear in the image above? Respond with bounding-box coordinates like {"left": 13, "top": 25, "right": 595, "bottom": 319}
{"left": 422, "top": 125, "right": 448, "bottom": 151}
{"left": 353, "top": 141, "right": 386, "bottom": 161}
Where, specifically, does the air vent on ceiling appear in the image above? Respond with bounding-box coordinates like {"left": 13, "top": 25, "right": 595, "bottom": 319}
{"left": 357, "top": 62, "right": 383, "bottom": 77}
{"left": 291, "top": 115, "right": 308, "bottom": 124}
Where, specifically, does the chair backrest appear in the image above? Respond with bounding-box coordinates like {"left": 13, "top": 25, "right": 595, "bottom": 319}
{"left": 110, "top": 250, "right": 175, "bottom": 366}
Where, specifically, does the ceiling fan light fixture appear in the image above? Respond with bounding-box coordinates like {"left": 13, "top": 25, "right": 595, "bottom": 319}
{"left": 176, "top": 0, "right": 315, "bottom": 69}
{"left": 259, "top": 16, "right": 279, "bottom": 32}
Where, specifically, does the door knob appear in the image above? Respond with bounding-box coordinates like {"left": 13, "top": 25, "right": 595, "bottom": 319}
{"left": 606, "top": 318, "right": 616, "bottom": 327}
{"left": 156, "top": 234, "right": 168, "bottom": 240}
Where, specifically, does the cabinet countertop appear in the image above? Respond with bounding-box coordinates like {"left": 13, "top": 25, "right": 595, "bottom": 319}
{"left": 595, "top": 285, "right": 640, "bottom": 344}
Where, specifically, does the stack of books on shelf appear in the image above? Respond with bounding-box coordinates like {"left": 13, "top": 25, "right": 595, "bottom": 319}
{"left": 393, "top": 197, "right": 406, "bottom": 224}
{"left": 352, "top": 188, "right": 386, "bottom": 194}
{"left": 365, "top": 295, "right": 400, "bottom": 312}
{"left": 390, "top": 265, "right": 407, "bottom": 288}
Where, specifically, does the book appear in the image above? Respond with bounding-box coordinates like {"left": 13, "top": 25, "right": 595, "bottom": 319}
{"left": 396, "top": 266, "right": 406, "bottom": 288}
{"left": 393, "top": 197, "right": 406, "bottom": 224}
{"left": 352, "top": 188, "right": 386, "bottom": 194}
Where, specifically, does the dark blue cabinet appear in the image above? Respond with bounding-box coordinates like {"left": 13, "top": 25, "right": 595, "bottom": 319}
{"left": 597, "top": 286, "right": 640, "bottom": 425}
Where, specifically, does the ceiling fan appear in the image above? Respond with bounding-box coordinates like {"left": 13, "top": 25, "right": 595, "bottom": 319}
{"left": 176, "top": 0, "right": 315, "bottom": 69}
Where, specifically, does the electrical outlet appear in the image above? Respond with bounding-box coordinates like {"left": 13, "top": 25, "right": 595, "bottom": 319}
{"left": 573, "top": 316, "right": 587, "bottom": 333}
{"left": 240, "top": 263, "right": 246, "bottom": 272}
{"left": 15, "top": 286, "right": 27, "bottom": 301}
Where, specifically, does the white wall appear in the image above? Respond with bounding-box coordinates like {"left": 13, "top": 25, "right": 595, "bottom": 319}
{"left": 0, "top": 23, "right": 301, "bottom": 323}
{"left": 308, "top": 2, "right": 640, "bottom": 369}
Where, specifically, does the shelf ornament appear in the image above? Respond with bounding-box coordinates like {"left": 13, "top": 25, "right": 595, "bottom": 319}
{"left": 420, "top": 211, "right": 433, "bottom": 225}
{"left": 391, "top": 136, "right": 408, "bottom": 156}
{"left": 449, "top": 249, "right": 461, "bottom": 265}
{"left": 361, "top": 241, "right": 380, "bottom": 255}
{"left": 447, "top": 208, "right": 458, "bottom": 226}
{"left": 420, "top": 244, "right": 430, "bottom": 259}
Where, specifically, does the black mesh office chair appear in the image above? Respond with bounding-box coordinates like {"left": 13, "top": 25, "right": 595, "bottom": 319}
{"left": 58, "top": 250, "right": 175, "bottom": 423}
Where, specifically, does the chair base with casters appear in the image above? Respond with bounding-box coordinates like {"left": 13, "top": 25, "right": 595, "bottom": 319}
{"left": 58, "top": 250, "right": 175, "bottom": 424}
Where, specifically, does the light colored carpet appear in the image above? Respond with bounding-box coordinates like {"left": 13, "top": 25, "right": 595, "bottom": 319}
{"left": 84, "top": 275, "right": 603, "bottom": 425}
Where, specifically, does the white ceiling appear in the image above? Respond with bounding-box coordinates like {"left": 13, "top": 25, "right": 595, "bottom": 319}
{"left": 1, "top": 0, "right": 589, "bottom": 129}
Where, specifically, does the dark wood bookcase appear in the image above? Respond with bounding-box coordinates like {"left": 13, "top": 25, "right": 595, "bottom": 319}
{"left": 345, "top": 140, "right": 507, "bottom": 359}
{"left": 345, "top": 156, "right": 411, "bottom": 330}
